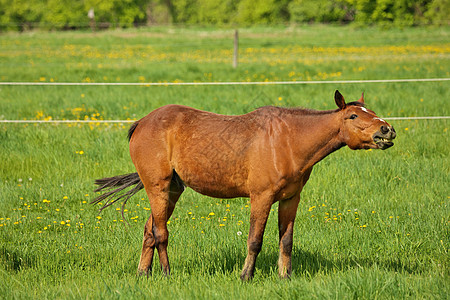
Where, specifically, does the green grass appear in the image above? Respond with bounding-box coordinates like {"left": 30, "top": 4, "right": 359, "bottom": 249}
{"left": 0, "top": 25, "right": 449, "bottom": 299}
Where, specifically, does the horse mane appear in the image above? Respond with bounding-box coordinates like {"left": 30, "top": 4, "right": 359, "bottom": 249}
{"left": 256, "top": 101, "right": 366, "bottom": 116}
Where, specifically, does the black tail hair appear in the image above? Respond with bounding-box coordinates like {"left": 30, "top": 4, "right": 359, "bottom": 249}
{"left": 92, "top": 173, "right": 144, "bottom": 218}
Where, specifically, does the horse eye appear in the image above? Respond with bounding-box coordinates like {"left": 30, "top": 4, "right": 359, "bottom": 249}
{"left": 349, "top": 114, "right": 358, "bottom": 120}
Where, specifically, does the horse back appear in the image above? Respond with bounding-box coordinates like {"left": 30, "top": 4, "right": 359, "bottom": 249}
{"left": 130, "top": 105, "right": 264, "bottom": 198}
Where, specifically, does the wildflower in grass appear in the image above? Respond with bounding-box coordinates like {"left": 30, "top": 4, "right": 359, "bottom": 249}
{"left": 219, "top": 224, "right": 225, "bottom": 227}
{"left": 96, "top": 216, "right": 102, "bottom": 220}
{"left": 237, "top": 231, "right": 242, "bottom": 236}
{"left": 60, "top": 221, "right": 65, "bottom": 225}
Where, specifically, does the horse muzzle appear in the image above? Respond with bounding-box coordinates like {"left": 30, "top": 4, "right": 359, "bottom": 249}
{"left": 373, "top": 125, "right": 396, "bottom": 150}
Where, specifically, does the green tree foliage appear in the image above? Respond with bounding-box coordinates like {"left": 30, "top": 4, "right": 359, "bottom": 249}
{"left": 84, "top": 0, "right": 147, "bottom": 28}
{"left": 234, "top": 0, "right": 289, "bottom": 25}
{"left": 0, "top": 0, "right": 45, "bottom": 30}
{"left": 0, "top": 0, "right": 448, "bottom": 30}
{"left": 289, "top": 0, "right": 353, "bottom": 23}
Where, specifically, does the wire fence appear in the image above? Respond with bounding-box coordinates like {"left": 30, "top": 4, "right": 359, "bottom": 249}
{"left": 2, "top": 77, "right": 448, "bottom": 123}
{"left": 1, "top": 78, "right": 449, "bottom": 86}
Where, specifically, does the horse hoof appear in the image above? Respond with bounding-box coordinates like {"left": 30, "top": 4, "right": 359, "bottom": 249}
{"left": 240, "top": 272, "right": 254, "bottom": 281}
{"left": 279, "top": 273, "right": 291, "bottom": 280}
{"left": 137, "top": 269, "right": 150, "bottom": 278}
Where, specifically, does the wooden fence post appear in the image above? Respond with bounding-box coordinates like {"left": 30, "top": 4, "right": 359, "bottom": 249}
{"left": 233, "top": 29, "right": 238, "bottom": 68}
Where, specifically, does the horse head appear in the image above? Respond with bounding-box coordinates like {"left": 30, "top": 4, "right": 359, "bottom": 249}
{"left": 335, "top": 90, "right": 396, "bottom": 150}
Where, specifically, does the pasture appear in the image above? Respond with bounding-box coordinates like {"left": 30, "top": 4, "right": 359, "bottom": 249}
{"left": 0, "top": 25, "right": 449, "bottom": 299}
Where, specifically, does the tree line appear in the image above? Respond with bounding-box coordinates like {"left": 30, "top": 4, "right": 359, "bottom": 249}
{"left": 1, "top": 0, "right": 448, "bottom": 30}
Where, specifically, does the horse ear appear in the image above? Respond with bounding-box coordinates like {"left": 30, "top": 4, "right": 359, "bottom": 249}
{"left": 334, "top": 90, "right": 346, "bottom": 110}
{"left": 358, "top": 92, "right": 365, "bottom": 104}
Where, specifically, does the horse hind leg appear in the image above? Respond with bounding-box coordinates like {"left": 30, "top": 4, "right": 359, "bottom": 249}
{"left": 137, "top": 171, "right": 184, "bottom": 277}
{"left": 137, "top": 214, "right": 156, "bottom": 277}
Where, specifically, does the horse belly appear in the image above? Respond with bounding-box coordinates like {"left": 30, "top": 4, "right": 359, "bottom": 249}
{"left": 175, "top": 157, "right": 249, "bottom": 198}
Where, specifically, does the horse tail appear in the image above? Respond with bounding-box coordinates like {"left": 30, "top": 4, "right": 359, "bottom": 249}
{"left": 92, "top": 173, "right": 144, "bottom": 216}
{"left": 128, "top": 121, "right": 139, "bottom": 142}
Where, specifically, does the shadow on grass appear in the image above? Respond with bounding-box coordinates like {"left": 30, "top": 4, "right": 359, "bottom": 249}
{"left": 256, "top": 247, "right": 417, "bottom": 277}
{"left": 0, "top": 247, "right": 35, "bottom": 272}
{"left": 162, "top": 245, "right": 417, "bottom": 278}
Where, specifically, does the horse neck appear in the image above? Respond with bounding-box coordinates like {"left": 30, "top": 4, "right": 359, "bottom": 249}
{"left": 288, "top": 110, "right": 345, "bottom": 171}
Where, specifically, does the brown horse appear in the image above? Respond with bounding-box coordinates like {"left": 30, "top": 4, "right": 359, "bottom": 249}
{"left": 93, "top": 90, "right": 396, "bottom": 280}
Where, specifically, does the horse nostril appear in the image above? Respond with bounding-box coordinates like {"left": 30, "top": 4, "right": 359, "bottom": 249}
{"left": 391, "top": 126, "right": 396, "bottom": 139}
{"left": 380, "top": 125, "right": 389, "bottom": 134}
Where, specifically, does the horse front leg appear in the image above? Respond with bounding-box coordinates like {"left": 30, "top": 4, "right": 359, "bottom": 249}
{"left": 240, "top": 195, "right": 272, "bottom": 281}
{"left": 277, "top": 192, "right": 301, "bottom": 279}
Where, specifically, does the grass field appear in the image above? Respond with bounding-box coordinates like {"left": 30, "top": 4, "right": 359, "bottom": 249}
{"left": 0, "top": 25, "right": 449, "bottom": 299}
